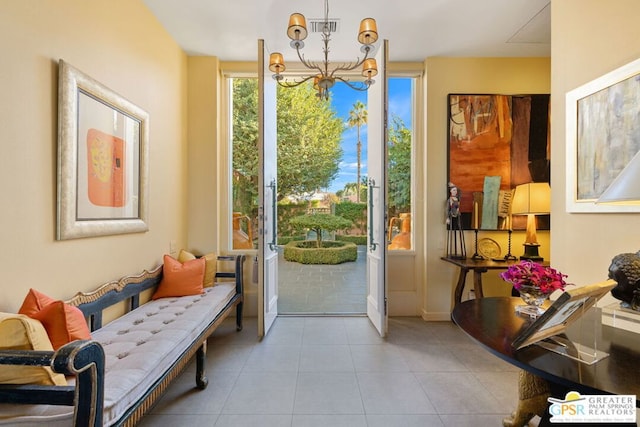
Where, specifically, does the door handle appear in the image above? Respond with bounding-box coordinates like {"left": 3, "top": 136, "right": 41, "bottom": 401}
{"left": 267, "top": 179, "right": 277, "bottom": 251}
{"left": 368, "top": 178, "right": 379, "bottom": 252}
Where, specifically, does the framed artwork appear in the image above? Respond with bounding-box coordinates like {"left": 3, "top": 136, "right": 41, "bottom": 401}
{"left": 511, "top": 279, "right": 616, "bottom": 350}
{"left": 447, "top": 93, "right": 551, "bottom": 230}
{"left": 566, "top": 57, "right": 640, "bottom": 213}
{"left": 57, "top": 60, "right": 149, "bottom": 240}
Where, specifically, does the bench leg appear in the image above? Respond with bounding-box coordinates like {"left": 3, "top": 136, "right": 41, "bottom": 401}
{"left": 236, "top": 301, "right": 243, "bottom": 331}
{"left": 195, "top": 342, "right": 208, "bottom": 390}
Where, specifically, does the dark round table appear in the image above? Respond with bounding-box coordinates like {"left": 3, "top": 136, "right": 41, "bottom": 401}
{"left": 452, "top": 297, "right": 639, "bottom": 425}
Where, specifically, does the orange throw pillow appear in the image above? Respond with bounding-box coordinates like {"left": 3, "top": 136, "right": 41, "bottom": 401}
{"left": 18, "top": 289, "right": 91, "bottom": 351}
{"left": 152, "top": 255, "right": 205, "bottom": 300}
{"left": 30, "top": 302, "right": 91, "bottom": 350}
{"left": 18, "top": 288, "right": 56, "bottom": 317}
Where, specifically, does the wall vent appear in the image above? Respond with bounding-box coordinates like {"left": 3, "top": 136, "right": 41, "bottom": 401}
{"left": 308, "top": 19, "right": 340, "bottom": 33}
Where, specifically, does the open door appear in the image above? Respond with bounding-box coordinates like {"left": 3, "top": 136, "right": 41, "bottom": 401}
{"left": 258, "top": 39, "right": 278, "bottom": 338}
{"left": 366, "top": 40, "right": 389, "bottom": 336}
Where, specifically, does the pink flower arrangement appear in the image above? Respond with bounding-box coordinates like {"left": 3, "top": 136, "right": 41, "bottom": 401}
{"left": 500, "top": 260, "right": 569, "bottom": 295}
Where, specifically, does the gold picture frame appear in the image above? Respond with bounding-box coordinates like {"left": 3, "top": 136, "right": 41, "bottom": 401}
{"left": 57, "top": 60, "right": 149, "bottom": 240}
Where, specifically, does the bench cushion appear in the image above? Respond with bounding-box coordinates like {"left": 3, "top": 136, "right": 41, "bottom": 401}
{"left": 0, "top": 282, "right": 236, "bottom": 426}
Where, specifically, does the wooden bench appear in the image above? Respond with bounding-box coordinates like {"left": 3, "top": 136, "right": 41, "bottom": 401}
{"left": 0, "top": 254, "right": 245, "bottom": 426}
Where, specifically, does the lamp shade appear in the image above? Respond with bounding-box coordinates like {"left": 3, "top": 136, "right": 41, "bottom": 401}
{"left": 597, "top": 150, "right": 640, "bottom": 205}
{"left": 511, "top": 182, "right": 551, "bottom": 215}
{"left": 287, "top": 13, "right": 308, "bottom": 41}
{"left": 361, "top": 58, "right": 378, "bottom": 78}
{"left": 358, "top": 18, "right": 378, "bottom": 45}
{"left": 268, "top": 52, "right": 285, "bottom": 74}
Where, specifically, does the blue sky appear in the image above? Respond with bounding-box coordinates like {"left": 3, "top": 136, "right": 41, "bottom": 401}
{"left": 326, "top": 78, "right": 413, "bottom": 192}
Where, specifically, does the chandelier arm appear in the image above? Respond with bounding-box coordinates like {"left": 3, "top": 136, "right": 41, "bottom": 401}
{"left": 334, "top": 76, "right": 371, "bottom": 91}
{"left": 276, "top": 75, "right": 317, "bottom": 88}
{"left": 328, "top": 46, "right": 372, "bottom": 75}
{"left": 293, "top": 43, "right": 325, "bottom": 76}
{"left": 329, "top": 59, "right": 366, "bottom": 77}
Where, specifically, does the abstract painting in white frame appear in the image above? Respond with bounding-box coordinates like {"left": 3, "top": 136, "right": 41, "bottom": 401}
{"left": 566, "top": 57, "right": 640, "bottom": 213}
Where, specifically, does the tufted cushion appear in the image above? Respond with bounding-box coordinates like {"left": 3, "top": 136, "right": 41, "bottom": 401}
{"left": 152, "top": 255, "right": 205, "bottom": 300}
{"left": 95, "top": 283, "right": 235, "bottom": 425}
{"left": 0, "top": 312, "right": 67, "bottom": 385}
{"left": 178, "top": 250, "right": 218, "bottom": 287}
{"left": 18, "top": 289, "right": 91, "bottom": 350}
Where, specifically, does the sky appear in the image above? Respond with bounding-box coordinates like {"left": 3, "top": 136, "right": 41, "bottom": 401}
{"left": 326, "top": 78, "right": 413, "bottom": 193}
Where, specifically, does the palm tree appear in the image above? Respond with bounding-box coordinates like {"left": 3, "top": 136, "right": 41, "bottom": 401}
{"left": 347, "top": 101, "right": 368, "bottom": 202}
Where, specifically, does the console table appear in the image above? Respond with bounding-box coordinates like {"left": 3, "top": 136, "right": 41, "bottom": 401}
{"left": 442, "top": 256, "right": 546, "bottom": 305}
{"left": 452, "top": 297, "right": 639, "bottom": 426}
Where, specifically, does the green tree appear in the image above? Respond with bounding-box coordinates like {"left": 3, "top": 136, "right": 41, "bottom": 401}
{"left": 232, "top": 78, "right": 260, "bottom": 216}
{"left": 277, "top": 83, "right": 343, "bottom": 199}
{"left": 388, "top": 115, "right": 412, "bottom": 215}
{"left": 232, "top": 79, "right": 344, "bottom": 216}
{"left": 347, "top": 101, "right": 368, "bottom": 202}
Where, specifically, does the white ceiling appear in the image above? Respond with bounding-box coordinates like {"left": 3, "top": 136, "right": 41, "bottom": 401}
{"left": 143, "top": 0, "right": 550, "bottom": 63}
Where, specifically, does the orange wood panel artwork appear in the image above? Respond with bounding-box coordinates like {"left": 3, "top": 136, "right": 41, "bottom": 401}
{"left": 449, "top": 95, "right": 512, "bottom": 213}
{"left": 86, "top": 128, "right": 125, "bottom": 207}
{"left": 448, "top": 94, "right": 550, "bottom": 230}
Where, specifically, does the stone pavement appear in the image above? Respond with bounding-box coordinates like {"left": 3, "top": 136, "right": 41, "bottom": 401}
{"left": 277, "top": 246, "right": 367, "bottom": 314}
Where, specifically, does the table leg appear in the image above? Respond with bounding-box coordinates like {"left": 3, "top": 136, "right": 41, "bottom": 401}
{"left": 503, "top": 370, "right": 550, "bottom": 427}
{"left": 473, "top": 268, "right": 487, "bottom": 299}
{"left": 454, "top": 267, "right": 470, "bottom": 305}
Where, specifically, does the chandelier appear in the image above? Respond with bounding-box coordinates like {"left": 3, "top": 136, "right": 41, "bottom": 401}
{"left": 268, "top": 0, "right": 379, "bottom": 100}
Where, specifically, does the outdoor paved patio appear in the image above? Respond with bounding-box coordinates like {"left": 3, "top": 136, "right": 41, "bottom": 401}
{"left": 277, "top": 246, "right": 367, "bottom": 315}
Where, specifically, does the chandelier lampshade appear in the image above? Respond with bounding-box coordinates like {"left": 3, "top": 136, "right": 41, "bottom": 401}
{"left": 268, "top": 52, "right": 286, "bottom": 74}
{"left": 358, "top": 18, "right": 378, "bottom": 45}
{"left": 362, "top": 58, "right": 378, "bottom": 78}
{"left": 287, "top": 13, "right": 308, "bottom": 42}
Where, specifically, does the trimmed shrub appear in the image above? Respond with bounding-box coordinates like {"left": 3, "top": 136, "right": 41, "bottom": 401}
{"left": 336, "top": 234, "right": 367, "bottom": 246}
{"left": 283, "top": 240, "right": 357, "bottom": 264}
{"left": 277, "top": 235, "right": 306, "bottom": 245}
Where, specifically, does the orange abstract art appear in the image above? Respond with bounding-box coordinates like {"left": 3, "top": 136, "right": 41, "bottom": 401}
{"left": 86, "top": 128, "right": 125, "bottom": 207}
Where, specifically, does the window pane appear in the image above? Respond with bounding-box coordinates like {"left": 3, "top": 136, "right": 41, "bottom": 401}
{"left": 387, "top": 77, "right": 414, "bottom": 251}
{"left": 231, "top": 77, "right": 258, "bottom": 249}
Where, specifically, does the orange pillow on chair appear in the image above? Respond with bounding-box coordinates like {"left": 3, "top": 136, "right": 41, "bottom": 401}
{"left": 152, "top": 255, "right": 205, "bottom": 300}
{"left": 18, "top": 289, "right": 91, "bottom": 350}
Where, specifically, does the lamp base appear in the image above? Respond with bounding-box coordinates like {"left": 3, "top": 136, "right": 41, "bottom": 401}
{"left": 520, "top": 243, "right": 544, "bottom": 262}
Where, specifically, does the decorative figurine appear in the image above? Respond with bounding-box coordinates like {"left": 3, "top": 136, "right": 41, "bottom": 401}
{"left": 446, "top": 182, "right": 466, "bottom": 259}
{"left": 608, "top": 251, "right": 640, "bottom": 310}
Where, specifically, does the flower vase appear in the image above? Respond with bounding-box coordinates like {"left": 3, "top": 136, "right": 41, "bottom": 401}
{"left": 515, "top": 284, "right": 549, "bottom": 318}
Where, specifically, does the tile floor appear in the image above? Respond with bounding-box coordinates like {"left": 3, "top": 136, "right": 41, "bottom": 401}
{"left": 140, "top": 316, "right": 536, "bottom": 427}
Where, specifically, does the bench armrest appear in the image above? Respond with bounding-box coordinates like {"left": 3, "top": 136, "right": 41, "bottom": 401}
{"left": 0, "top": 340, "right": 105, "bottom": 427}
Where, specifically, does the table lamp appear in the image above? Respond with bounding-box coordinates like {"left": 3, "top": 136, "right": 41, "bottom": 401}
{"left": 511, "top": 182, "right": 551, "bottom": 261}
{"left": 597, "top": 150, "right": 640, "bottom": 205}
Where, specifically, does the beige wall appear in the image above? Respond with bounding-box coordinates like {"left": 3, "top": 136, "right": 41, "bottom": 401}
{"left": 550, "top": 0, "right": 640, "bottom": 304}
{"left": 423, "top": 57, "right": 551, "bottom": 319}
{"left": 0, "top": 1, "right": 188, "bottom": 311}
{"left": 186, "top": 57, "right": 221, "bottom": 254}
